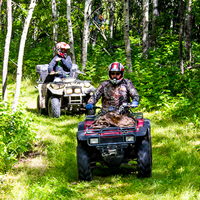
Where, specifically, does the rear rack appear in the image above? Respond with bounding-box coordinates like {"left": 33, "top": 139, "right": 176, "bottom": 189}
{"left": 130, "top": 112, "right": 143, "bottom": 119}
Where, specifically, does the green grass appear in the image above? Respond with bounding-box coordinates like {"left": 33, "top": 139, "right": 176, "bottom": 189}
{"left": 0, "top": 80, "right": 200, "bottom": 199}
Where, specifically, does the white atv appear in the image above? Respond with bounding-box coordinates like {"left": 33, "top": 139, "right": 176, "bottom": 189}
{"left": 36, "top": 64, "right": 96, "bottom": 118}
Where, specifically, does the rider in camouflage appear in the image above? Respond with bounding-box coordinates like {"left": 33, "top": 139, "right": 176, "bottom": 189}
{"left": 86, "top": 62, "right": 139, "bottom": 111}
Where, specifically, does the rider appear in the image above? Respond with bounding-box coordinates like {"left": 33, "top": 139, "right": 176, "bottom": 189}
{"left": 48, "top": 42, "right": 72, "bottom": 81}
{"left": 86, "top": 62, "right": 139, "bottom": 111}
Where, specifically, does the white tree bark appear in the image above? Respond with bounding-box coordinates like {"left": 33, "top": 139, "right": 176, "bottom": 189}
{"left": 123, "top": 0, "right": 132, "bottom": 73}
{"left": 67, "top": 0, "right": 76, "bottom": 63}
{"left": 152, "top": 0, "right": 158, "bottom": 49}
{"left": 109, "top": 0, "right": 115, "bottom": 39}
{"left": 51, "top": 0, "right": 58, "bottom": 56}
{"left": 2, "top": 0, "right": 12, "bottom": 102}
{"left": 81, "top": 0, "right": 92, "bottom": 70}
{"left": 185, "top": 0, "right": 192, "bottom": 63}
{"left": 179, "top": 0, "right": 184, "bottom": 75}
{"left": 142, "top": 0, "right": 149, "bottom": 57}
{"left": 12, "top": 0, "right": 36, "bottom": 113}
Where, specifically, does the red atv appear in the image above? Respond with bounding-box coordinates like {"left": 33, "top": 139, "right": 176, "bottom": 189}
{"left": 76, "top": 103, "right": 152, "bottom": 181}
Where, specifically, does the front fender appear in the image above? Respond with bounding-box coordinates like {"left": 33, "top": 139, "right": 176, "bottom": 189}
{"left": 47, "top": 87, "right": 63, "bottom": 95}
{"left": 77, "top": 130, "right": 87, "bottom": 141}
{"left": 135, "top": 126, "right": 148, "bottom": 137}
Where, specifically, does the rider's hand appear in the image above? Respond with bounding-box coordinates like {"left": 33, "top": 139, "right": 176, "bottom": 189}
{"left": 86, "top": 103, "right": 93, "bottom": 110}
{"left": 131, "top": 100, "right": 139, "bottom": 108}
{"left": 50, "top": 71, "right": 55, "bottom": 74}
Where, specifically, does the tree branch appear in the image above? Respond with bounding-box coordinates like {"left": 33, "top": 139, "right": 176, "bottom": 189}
{"left": 186, "top": 64, "right": 200, "bottom": 70}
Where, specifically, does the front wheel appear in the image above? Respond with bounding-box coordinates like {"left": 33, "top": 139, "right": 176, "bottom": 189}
{"left": 37, "top": 95, "right": 46, "bottom": 115}
{"left": 48, "top": 96, "right": 60, "bottom": 118}
{"left": 137, "top": 140, "right": 152, "bottom": 178}
{"left": 77, "top": 143, "right": 92, "bottom": 181}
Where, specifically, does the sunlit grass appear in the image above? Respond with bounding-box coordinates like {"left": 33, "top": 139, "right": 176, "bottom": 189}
{"left": 0, "top": 80, "right": 200, "bottom": 199}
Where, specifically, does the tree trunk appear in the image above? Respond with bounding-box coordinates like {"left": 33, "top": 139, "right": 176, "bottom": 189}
{"left": 2, "top": 0, "right": 12, "bottom": 102}
{"left": 185, "top": 0, "right": 192, "bottom": 63}
{"left": 0, "top": 0, "right": 5, "bottom": 34}
{"left": 142, "top": 0, "right": 149, "bottom": 57}
{"left": 0, "top": 0, "right": 2, "bottom": 31}
{"left": 179, "top": 0, "right": 184, "bottom": 75}
{"left": 12, "top": 0, "right": 36, "bottom": 113}
{"left": 67, "top": 0, "right": 76, "bottom": 63}
{"left": 109, "top": 0, "right": 115, "bottom": 39}
{"left": 51, "top": 0, "right": 58, "bottom": 56}
{"left": 170, "top": 0, "right": 174, "bottom": 32}
{"left": 81, "top": 0, "right": 92, "bottom": 70}
{"left": 151, "top": 0, "right": 158, "bottom": 50}
{"left": 123, "top": 0, "right": 132, "bottom": 73}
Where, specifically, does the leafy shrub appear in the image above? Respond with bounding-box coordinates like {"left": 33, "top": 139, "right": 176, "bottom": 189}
{"left": 0, "top": 100, "right": 36, "bottom": 172}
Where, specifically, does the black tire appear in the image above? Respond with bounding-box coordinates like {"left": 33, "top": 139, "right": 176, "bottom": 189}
{"left": 37, "top": 95, "right": 46, "bottom": 114}
{"left": 48, "top": 96, "right": 60, "bottom": 118}
{"left": 143, "top": 119, "right": 152, "bottom": 167}
{"left": 87, "top": 109, "right": 95, "bottom": 115}
{"left": 77, "top": 143, "right": 92, "bottom": 181}
{"left": 137, "top": 140, "right": 152, "bottom": 178}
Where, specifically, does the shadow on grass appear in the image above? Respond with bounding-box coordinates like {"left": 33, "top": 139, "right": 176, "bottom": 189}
{"left": 93, "top": 164, "right": 137, "bottom": 178}
{"left": 11, "top": 105, "right": 200, "bottom": 199}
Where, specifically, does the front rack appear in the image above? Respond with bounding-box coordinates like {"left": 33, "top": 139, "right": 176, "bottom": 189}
{"left": 86, "top": 126, "right": 136, "bottom": 135}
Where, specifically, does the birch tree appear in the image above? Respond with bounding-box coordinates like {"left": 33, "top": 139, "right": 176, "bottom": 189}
{"left": 179, "top": 0, "right": 184, "bottom": 75}
{"left": 81, "top": 0, "right": 92, "bottom": 70}
{"left": 67, "top": 0, "right": 76, "bottom": 63}
{"left": 151, "top": 0, "right": 158, "bottom": 49}
{"left": 142, "top": 0, "right": 149, "bottom": 57}
{"left": 109, "top": 0, "right": 115, "bottom": 39}
{"left": 12, "top": 0, "right": 36, "bottom": 113}
{"left": 123, "top": 0, "right": 132, "bottom": 73}
{"left": 51, "top": 0, "right": 58, "bottom": 56}
{"left": 185, "top": 0, "right": 192, "bottom": 64}
{"left": 2, "top": 0, "right": 12, "bottom": 102}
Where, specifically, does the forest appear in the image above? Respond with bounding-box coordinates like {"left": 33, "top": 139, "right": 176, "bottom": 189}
{"left": 0, "top": 0, "right": 200, "bottom": 199}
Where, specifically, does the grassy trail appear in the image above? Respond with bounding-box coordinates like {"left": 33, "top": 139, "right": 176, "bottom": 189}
{"left": 1, "top": 80, "right": 200, "bottom": 199}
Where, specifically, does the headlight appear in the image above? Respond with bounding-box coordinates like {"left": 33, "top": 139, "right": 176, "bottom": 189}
{"left": 66, "top": 88, "right": 73, "bottom": 94}
{"left": 90, "top": 138, "right": 99, "bottom": 144}
{"left": 126, "top": 136, "right": 134, "bottom": 142}
{"left": 74, "top": 88, "right": 81, "bottom": 94}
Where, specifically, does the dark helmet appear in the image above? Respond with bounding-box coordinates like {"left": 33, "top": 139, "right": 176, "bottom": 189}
{"left": 108, "top": 62, "right": 124, "bottom": 84}
{"left": 56, "top": 42, "right": 70, "bottom": 58}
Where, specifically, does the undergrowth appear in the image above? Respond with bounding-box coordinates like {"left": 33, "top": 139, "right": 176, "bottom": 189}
{"left": 0, "top": 79, "right": 200, "bottom": 199}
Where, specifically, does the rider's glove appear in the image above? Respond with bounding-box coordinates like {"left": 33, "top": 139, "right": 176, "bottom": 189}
{"left": 131, "top": 100, "right": 139, "bottom": 108}
{"left": 86, "top": 103, "right": 93, "bottom": 110}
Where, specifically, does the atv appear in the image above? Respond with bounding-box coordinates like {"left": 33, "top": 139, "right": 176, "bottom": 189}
{"left": 35, "top": 64, "right": 96, "bottom": 118}
{"left": 76, "top": 103, "right": 152, "bottom": 181}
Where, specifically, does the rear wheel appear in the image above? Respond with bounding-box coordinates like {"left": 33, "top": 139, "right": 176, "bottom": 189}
{"left": 77, "top": 143, "right": 92, "bottom": 181}
{"left": 48, "top": 96, "right": 60, "bottom": 118}
{"left": 37, "top": 95, "right": 46, "bottom": 114}
{"left": 137, "top": 140, "right": 152, "bottom": 178}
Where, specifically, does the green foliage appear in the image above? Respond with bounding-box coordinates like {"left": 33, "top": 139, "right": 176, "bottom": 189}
{"left": 0, "top": 100, "right": 36, "bottom": 173}
{"left": 1, "top": 96, "right": 200, "bottom": 199}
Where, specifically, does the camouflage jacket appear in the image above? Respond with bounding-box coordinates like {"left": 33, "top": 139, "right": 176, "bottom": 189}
{"left": 88, "top": 78, "right": 139, "bottom": 110}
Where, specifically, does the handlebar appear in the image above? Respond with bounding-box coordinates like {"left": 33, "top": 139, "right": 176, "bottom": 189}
{"left": 94, "top": 102, "right": 135, "bottom": 115}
